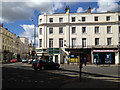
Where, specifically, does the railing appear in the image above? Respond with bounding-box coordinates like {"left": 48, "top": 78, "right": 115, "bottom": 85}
{"left": 65, "top": 45, "right": 118, "bottom": 49}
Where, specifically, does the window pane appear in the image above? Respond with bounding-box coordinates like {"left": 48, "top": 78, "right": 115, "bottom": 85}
{"left": 59, "top": 18, "right": 63, "bottom": 22}
{"left": 39, "top": 39, "right": 42, "bottom": 47}
{"left": 40, "top": 28, "right": 42, "bottom": 35}
{"left": 94, "top": 16, "right": 98, "bottom": 21}
{"left": 95, "top": 27, "right": 99, "bottom": 34}
{"left": 72, "top": 27, "right": 76, "bottom": 34}
{"left": 106, "top": 16, "right": 110, "bottom": 21}
{"left": 82, "top": 38, "right": 86, "bottom": 47}
{"left": 49, "top": 39, "right": 53, "bottom": 48}
{"left": 59, "top": 38, "right": 63, "bottom": 47}
{"left": 72, "top": 38, "right": 76, "bottom": 48}
{"left": 107, "top": 26, "right": 111, "bottom": 33}
{"left": 72, "top": 17, "right": 75, "bottom": 22}
{"left": 82, "top": 17, "right": 85, "bottom": 21}
{"left": 82, "top": 27, "right": 86, "bottom": 33}
{"left": 59, "top": 27, "right": 63, "bottom": 34}
{"left": 49, "top": 28, "right": 53, "bottom": 34}
{"left": 107, "top": 38, "right": 111, "bottom": 45}
{"left": 49, "top": 18, "right": 53, "bottom": 22}
{"left": 95, "top": 38, "right": 99, "bottom": 45}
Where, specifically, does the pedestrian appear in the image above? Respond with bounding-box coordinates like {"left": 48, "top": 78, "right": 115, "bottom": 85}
{"left": 84, "top": 57, "right": 87, "bottom": 66}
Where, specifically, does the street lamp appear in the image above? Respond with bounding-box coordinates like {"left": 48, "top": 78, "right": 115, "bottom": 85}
{"left": 32, "top": 19, "right": 36, "bottom": 59}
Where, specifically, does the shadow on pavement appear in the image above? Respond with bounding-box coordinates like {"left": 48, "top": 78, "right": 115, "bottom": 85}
{"left": 2, "top": 66, "right": 119, "bottom": 89}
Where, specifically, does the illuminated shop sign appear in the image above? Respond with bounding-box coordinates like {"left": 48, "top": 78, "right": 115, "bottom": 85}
{"left": 93, "top": 50, "right": 118, "bottom": 52}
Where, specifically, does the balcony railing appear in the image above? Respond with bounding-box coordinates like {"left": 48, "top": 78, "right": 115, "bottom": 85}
{"left": 65, "top": 45, "right": 118, "bottom": 49}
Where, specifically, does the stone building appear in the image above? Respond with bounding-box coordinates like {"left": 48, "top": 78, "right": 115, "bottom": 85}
{"left": 37, "top": 6, "right": 120, "bottom": 64}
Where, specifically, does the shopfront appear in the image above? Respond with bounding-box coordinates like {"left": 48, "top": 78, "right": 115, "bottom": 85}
{"left": 65, "top": 48, "right": 91, "bottom": 64}
{"left": 93, "top": 49, "right": 118, "bottom": 64}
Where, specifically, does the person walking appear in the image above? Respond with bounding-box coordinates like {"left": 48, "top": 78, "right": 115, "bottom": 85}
{"left": 84, "top": 57, "right": 87, "bottom": 66}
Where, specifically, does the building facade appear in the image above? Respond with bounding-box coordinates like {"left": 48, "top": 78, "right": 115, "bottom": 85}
{"left": 37, "top": 6, "right": 120, "bottom": 64}
{"left": 0, "top": 24, "right": 29, "bottom": 62}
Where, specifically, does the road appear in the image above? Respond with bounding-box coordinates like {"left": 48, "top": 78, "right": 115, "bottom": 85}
{"left": 1, "top": 62, "right": 120, "bottom": 89}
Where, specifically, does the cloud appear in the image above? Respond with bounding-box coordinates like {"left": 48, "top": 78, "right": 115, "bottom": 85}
{"left": 91, "top": 8, "right": 96, "bottom": 13}
{"left": 19, "top": 24, "right": 38, "bottom": 47}
{"left": 96, "top": 0, "right": 119, "bottom": 12}
{"left": 76, "top": 7, "right": 84, "bottom": 13}
{"left": 1, "top": 1, "right": 64, "bottom": 23}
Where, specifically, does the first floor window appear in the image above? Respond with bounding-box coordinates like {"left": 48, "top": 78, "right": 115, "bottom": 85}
{"left": 49, "top": 28, "right": 53, "bottom": 34}
{"left": 95, "top": 38, "right": 99, "bottom": 45}
{"left": 59, "top": 27, "right": 63, "bottom": 34}
{"left": 82, "top": 38, "right": 87, "bottom": 48}
{"left": 82, "top": 27, "right": 86, "bottom": 33}
{"left": 95, "top": 27, "right": 99, "bottom": 34}
{"left": 39, "top": 39, "right": 42, "bottom": 47}
{"left": 72, "top": 27, "right": 76, "bottom": 34}
{"left": 59, "top": 38, "right": 63, "bottom": 48}
{"left": 107, "top": 26, "right": 111, "bottom": 33}
{"left": 72, "top": 38, "right": 76, "bottom": 48}
{"left": 107, "top": 38, "right": 112, "bottom": 45}
{"left": 40, "top": 28, "right": 42, "bottom": 35}
{"left": 49, "top": 39, "right": 53, "bottom": 48}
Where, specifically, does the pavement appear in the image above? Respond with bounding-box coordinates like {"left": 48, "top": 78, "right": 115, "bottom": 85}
{"left": 59, "top": 64, "right": 120, "bottom": 89}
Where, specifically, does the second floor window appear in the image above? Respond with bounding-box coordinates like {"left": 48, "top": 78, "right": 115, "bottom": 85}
{"left": 72, "top": 17, "right": 75, "bottom": 22}
{"left": 40, "top": 28, "right": 42, "bottom": 35}
{"left": 95, "top": 38, "right": 99, "bottom": 45}
{"left": 94, "top": 16, "right": 98, "bottom": 21}
{"left": 59, "top": 38, "right": 63, "bottom": 48}
{"left": 49, "top": 18, "right": 53, "bottom": 22}
{"left": 49, "top": 28, "right": 53, "bottom": 34}
{"left": 59, "top": 27, "right": 63, "bottom": 34}
{"left": 72, "top": 27, "right": 76, "bottom": 34}
{"left": 107, "top": 26, "right": 111, "bottom": 33}
{"left": 95, "top": 27, "right": 99, "bottom": 34}
{"left": 82, "top": 27, "right": 86, "bottom": 33}
{"left": 82, "top": 17, "right": 86, "bottom": 22}
{"left": 59, "top": 18, "right": 63, "bottom": 22}
{"left": 49, "top": 39, "right": 53, "bottom": 48}
{"left": 107, "top": 38, "right": 112, "bottom": 45}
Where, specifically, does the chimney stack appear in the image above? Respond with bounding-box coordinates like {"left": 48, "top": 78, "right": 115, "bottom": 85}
{"left": 87, "top": 6, "right": 91, "bottom": 13}
{"left": 65, "top": 5, "right": 70, "bottom": 13}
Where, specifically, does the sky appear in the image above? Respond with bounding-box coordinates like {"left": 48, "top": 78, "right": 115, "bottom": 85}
{"left": 0, "top": 0, "right": 120, "bottom": 47}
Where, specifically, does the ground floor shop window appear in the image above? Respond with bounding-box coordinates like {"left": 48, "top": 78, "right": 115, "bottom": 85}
{"left": 93, "top": 52, "right": 115, "bottom": 64}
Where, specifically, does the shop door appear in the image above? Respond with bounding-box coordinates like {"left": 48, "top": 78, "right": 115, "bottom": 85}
{"left": 55, "top": 55, "right": 58, "bottom": 63}
{"left": 93, "top": 54, "right": 99, "bottom": 64}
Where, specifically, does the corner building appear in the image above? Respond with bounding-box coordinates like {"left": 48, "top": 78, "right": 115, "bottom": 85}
{"left": 37, "top": 6, "right": 120, "bottom": 64}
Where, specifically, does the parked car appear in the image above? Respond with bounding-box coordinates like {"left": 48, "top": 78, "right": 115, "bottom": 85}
{"left": 28, "top": 59, "right": 33, "bottom": 64}
{"left": 22, "top": 59, "right": 28, "bottom": 63}
{"left": 10, "top": 59, "right": 18, "bottom": 63}
{"left": 32, "top": 59, "right": 60, "bottom": 70}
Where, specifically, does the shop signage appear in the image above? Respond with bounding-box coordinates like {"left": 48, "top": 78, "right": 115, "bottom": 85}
{"left": 93, "top": 50, "right": 118, "bottom": 52}
{"left": 48, "top": 48, "right": 59, "bottom": 54}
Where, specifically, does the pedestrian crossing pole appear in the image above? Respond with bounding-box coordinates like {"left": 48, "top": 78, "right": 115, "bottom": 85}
{"left": 78, "top": 56, "right": 82, "bottom": 81}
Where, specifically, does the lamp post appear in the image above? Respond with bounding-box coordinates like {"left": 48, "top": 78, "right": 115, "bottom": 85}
{"left": 32, "top": 19, "right": 36, "bottom": 59}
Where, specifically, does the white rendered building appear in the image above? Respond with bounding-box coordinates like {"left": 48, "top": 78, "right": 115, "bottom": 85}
{"left": 37, "top": 6, "right": 120, "bottom": 64}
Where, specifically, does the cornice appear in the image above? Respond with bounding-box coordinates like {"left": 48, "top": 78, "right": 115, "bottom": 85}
{"left": 38, "top": 21, "right": 120, "bottom": 27}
